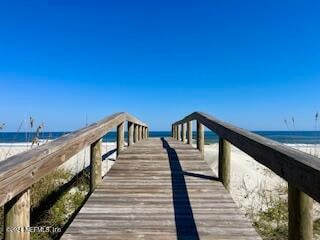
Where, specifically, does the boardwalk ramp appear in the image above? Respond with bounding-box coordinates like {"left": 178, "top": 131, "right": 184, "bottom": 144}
{"left": 62, "top": 137, "right": 260, "bottom": 240}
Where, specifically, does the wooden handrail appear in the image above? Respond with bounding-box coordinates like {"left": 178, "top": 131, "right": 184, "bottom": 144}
{"left": 0, "top": 112, "right": 147, "bottom": 207}
{"left": 1, "top": 112, "right": 148, "bottom": 240}
{"left": 173, "top": 111, "right": 320, "bottom": 202}
{"left": 172, "top": 111, "right": 319, "bottom": 240}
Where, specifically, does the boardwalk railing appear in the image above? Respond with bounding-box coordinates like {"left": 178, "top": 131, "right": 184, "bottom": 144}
{"left": 0, "top": 112, "right": 148, "bottom": 240}
{"left": 172, "top": 112, "right": 320, "bottom": 240}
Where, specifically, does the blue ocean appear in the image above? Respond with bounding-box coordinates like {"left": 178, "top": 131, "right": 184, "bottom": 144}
{"left": 0, "top": 131, "right": 319, "bottom": 144}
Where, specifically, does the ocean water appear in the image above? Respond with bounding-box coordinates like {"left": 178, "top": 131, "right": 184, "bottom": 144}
{"left": 0, "top": 131, "right": 319, "bottom": 144}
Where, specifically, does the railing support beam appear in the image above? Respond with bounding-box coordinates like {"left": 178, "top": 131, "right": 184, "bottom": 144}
{"left": 288, "top": 185, "right": 313, "bottom": 240}
{"left": 196, "top": 120, "right": 204, "bottom": 158}
{"left": 4, "top": 189, "right": 30, "bottom": 240}
{"left": 219, "top": 138, "right": 231, "bottom": 191}
{"left": 117, "top": 122, "right": 124, "bottom": 156}
{"left": 187, "top": 121, "right": 192, "bottom": 144}
{"left": 90, "top": 138, "right": 102, "bottom": 191}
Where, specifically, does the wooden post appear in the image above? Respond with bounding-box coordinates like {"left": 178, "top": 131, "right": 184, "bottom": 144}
{"left": 143, "top": 127, "right": 146, "bottom": 139}
{"left": 172, "top": 125, "right": 176, "bottom": 139}
{"left": 141, "top": 126, "right": 145, "bottom": 139}
{"left": 146, "top": 127, "right": 149, "bottom": 138}
{"left": 138, "top": 125, "right": 142, "bottom": 140}
{"left": 219, "top": 138, "right": 231, "bottom": 191}
{"left": 90, "top": 138, "right": 102, "bottom": 191}
{"left": 171, "top": 125, "right": 174, "bottom": 137}
{"left": 197, "top": 120, "right": 204, "bottom": 158}
{"left": 117, "top": 122, "right": 124, "bottom": 156}
{"left": 134, "top": 124, "right": 139, "bottom": 143}
{"left": 177, "top": 124, "right": 181, "bottom": 141}
{"left": 187, "top": 121, "right": 192, "bottom": 144}
{"left": 4, "top": 189, "right": 30, "bottom": 240}
{"left": 182, "top": 123, "right": 186, "bottom": 143}
{"left": 288, "top": 185, "right": 313, "bottom": 240}
{"left": 128, "top": 122, "right": 134, "bottom": 146}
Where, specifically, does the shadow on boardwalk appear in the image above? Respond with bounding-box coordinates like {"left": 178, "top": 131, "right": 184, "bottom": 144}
{"left": 161, "top": 137, "right": 200, "bottom": 240}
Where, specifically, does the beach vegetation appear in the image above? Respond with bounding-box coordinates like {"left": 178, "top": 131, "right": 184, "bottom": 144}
{"left": 241, "top": 114, "right": 320, "bottom": 239}
{"left": 0, "top": 169, "right": 90, "bottom": 240}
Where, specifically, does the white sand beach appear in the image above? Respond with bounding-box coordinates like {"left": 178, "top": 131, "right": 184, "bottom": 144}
{"left": 1, "top": 141, "right": 319, "bottom": 219}
{"left": 0, "top": 142, "right": 119, "bottom": 177}
{"left": 202, "top": 143, "right": 320, "bottom": 220}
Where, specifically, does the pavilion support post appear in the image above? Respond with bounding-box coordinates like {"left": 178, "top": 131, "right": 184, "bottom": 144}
{"left": 117, "top": 122, "right": 124, "bottom": 156}
{"left": 288, "top": 185, "right": 313, "bottom": 240}
{"left": 196, "top": 120, "right": 204, "bottom": 158}
{"left": 182, "top": 123, "right": 186, "bottom": 143}
{"left": 128, "top": 122, "right": 134, "bottom": 146}
{"left": 187, "top": 121, "right": 192, "bottom": 144}
{"left": 90, "top": 138, "right": 102, "bottom": 191}
{"left": 218, "top": 138, "right": 231, "bottom": 191}
{"left": 4, "top": 189, "right": 30, "bottom": 240}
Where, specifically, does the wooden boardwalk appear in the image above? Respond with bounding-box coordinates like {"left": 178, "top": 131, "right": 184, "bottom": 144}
{"left": 62, "top": 137, "right": 260, "bottom": 240}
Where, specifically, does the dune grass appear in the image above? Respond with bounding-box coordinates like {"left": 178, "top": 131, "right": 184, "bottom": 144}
{"left": 0, "top": 169, "right": 90, "bottom": 240}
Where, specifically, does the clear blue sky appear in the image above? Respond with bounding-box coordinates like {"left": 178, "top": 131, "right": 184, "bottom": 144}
{"left": 1, "top": 0, "right": 319, "bottom": 131}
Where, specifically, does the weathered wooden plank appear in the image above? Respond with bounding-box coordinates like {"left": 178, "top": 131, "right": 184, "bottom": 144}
{"left": 62, "top": 137, "right": 260, "bottom": 239}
